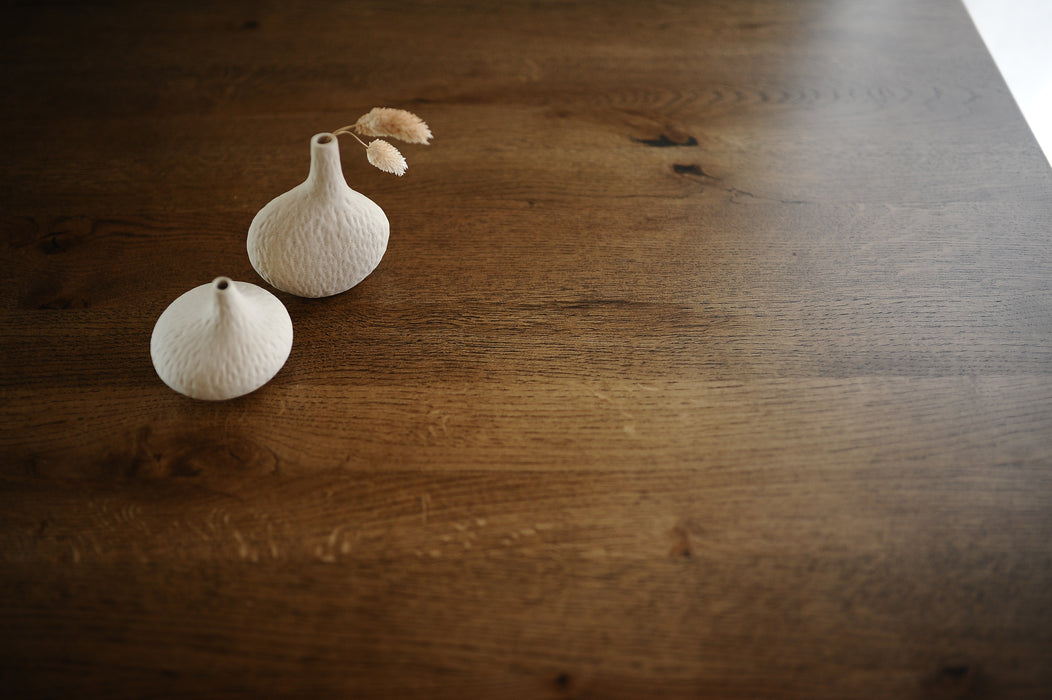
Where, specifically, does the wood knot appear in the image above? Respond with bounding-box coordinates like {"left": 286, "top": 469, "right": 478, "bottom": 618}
{"left": 927, "top": 659, "right": 978, "bottom": 698}
{"left": 668, "top": 524, "right": 693, "bottom": 559}
{"left": 672, "top": 163, "right": 715, "bottom": 178}
{"left": 632, "top": 134, "right": 698, "bottom": 148}
{"left": 125, "top": 426, "right": 278, "bottom": 481}
{"left": 38, "top": 216, "right": 92, "bottom": 255}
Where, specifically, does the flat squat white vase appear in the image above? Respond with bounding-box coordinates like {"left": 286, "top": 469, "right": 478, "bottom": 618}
{"left": 247, "top": 133, "right": 390, "bottom": 298}
{"left": 150, "top": 277, "right": 293, "bottom": 400}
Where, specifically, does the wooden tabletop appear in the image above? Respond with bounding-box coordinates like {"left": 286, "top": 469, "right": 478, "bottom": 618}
{"left": 3, "top": 0, "right": 1051, "bottom": 697}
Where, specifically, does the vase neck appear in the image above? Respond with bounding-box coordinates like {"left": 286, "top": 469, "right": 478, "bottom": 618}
{"left": 211, "top": 277, "right": 243, "bottom": 321}
{"left": 306, "top": 133, "right": 346, "bottom": 191}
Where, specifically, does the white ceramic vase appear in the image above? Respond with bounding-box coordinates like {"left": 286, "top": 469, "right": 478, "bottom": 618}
{"left": 150, "top": 277, "right": 293, "bottom": 400}
{"left": 247, "top": 133, "right": 390, "bottom": 298}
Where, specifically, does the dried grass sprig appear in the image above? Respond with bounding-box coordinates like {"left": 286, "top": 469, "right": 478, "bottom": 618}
{"left": 366, "top": 139, "right": 407, "bottom": 176}
{"left": 331, "top": 107, "right": 431, "bottom": 176}
{"left": 353, "top": 107, "right": 432, "bottom": 144}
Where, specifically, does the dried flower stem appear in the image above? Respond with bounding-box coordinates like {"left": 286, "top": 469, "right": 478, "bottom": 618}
{"left": 332, "top": 127, "right": 369, "bottom": 148}
{"left": 330, "top": 107, "right": 431, "bottom": 177}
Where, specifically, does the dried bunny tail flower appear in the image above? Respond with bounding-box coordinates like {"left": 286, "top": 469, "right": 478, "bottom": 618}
{"left": 366, "top": 139, "right": 407, "bottom": 176}
{"left": 354, "top": 107, "right": 432, "bottom": 144}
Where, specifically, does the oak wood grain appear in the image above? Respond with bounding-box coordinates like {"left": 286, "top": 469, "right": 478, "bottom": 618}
{"left": 2, "top": 0, "right": 1051, "bottom": 697}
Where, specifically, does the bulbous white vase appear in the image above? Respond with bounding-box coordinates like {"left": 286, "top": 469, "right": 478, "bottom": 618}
{"left": 247, "top": 133, "right": 390, "bottom": 298}
{"left": 150, "top": 277, "right": 293, "bottom": 400}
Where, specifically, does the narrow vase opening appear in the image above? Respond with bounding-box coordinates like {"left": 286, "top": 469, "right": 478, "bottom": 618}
{"left": 213, "top": 276, "right": 232, "bottom": 291}
{"left": 307, "top": 133, "right": 346, "bottom": 189}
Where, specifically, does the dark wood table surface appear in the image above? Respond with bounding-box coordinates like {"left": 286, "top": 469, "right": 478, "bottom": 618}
{"left": 3, "top": 0, "right": 1051, "bottom": 697}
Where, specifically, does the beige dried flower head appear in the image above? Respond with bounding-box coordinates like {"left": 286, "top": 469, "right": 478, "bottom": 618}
{"left": 366, "top": 139, "right": 407, "bottom": 176}
{"left": 331, "top": 107, "right": 431, "bottom": 175}
{"left": 354, "top": 107, "right": 432, "bottom": 145}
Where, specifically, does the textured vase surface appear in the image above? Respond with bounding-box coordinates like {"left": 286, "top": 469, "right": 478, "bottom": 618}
{"left": 150, "top": 277, "right": 293, "bottom": 400}
{"left": 247, "top": 133, "right": 390, "bottom": 298}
